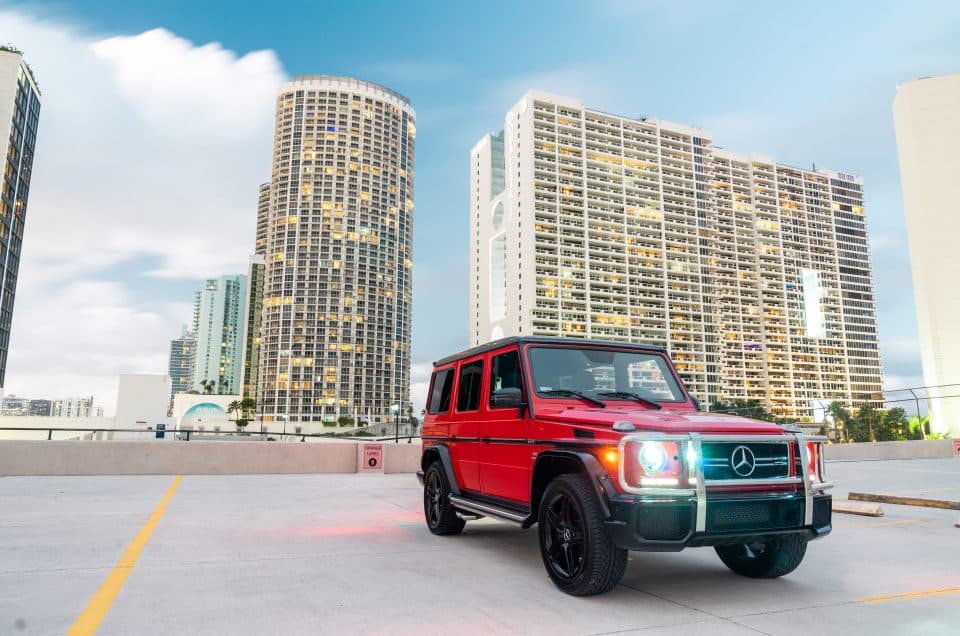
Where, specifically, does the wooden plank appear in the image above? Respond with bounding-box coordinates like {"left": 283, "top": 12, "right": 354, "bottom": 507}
{"left": 849, "top": 492, "right": 960, "bottom": 511}
{"left": 832, "top": 500, "right": 884, "bottom": 517}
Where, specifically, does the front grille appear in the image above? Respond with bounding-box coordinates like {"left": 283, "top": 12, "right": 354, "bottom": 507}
{"left": 706, "top": 499, "right": 803, "bottom": 532}
{"left": 702, "top": 441, "right": 790, "bottom": 480}
{"left": 637, "top": 505, "right": 690, "bottom": 540}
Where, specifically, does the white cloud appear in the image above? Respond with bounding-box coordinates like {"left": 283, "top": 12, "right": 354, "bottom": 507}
{"left": 0, "top": 10, "right": 288, "bottom": 412}
{"left": 409, "top": 361, "right": 433, "bottom": 415}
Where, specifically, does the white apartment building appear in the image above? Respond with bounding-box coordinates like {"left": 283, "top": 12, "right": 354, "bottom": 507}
{"left": 893, "top": 72, "right": 960, "bottom": 436}
{"left": 257, "top": 76, "right": 415, "bottom": 430}
{"left": 471, "top": 91, "right": 883, "bottom": 420}
{"left": 51, "top": 396, "right": 101, "bottom": 418}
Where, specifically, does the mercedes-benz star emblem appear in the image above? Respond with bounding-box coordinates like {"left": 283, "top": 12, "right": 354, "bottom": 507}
{"left": 730, "top": 445, "right": 756, "bottom": 477}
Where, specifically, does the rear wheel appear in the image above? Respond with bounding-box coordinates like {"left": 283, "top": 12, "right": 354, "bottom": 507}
{"left": 423, "top": 462, "right": 465, "bottom": 536}
{"left": 715, "top": 534, "right": 807, "bottom": 578}
{"left": 537, "top": 474, "right": 627, "bottom": 596}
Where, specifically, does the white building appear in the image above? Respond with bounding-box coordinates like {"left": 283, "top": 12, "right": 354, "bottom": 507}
{"left": 257, "top": 76, "right": 415, "bottom": 432}
{"left": 191, "top": 275, "right": 248, "bottom": 395}
{"left": 115, "top": 374, "right": 171, "bottom": 432}
{"left": 893, "top": 72, "right": 960, "bottom": 436}
{"left": 471, "top": 91, "right": 883, "bottom": 420}
{"left": 51, "top": 396, "right": 101, "bottom": 418}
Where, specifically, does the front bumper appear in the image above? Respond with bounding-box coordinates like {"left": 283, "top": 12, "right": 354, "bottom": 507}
{"left": 605, "top": 491, "right": 832, "bottom": 551}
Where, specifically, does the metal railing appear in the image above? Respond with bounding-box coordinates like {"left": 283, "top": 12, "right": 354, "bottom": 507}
{"left": 0, "top": 427, "right": 420, "bottom": 443}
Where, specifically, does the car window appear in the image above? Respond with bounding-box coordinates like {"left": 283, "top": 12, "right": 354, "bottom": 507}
{"left": 427, "top": 368, "right": 454, "bottom": 415}
{"left": 456, "top": 360, "right": 483, "bottom": 411}
{"left": 489, "top": 350, "right": 522, "bottom": 406}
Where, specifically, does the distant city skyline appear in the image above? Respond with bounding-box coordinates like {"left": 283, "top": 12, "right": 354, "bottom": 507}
{"left": 1, "top": 3, "right": 959, "bottom": 413}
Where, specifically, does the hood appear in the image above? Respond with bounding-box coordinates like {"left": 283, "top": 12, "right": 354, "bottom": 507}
{"left": 537, "top": 405, "right": 785, "bottom": 435}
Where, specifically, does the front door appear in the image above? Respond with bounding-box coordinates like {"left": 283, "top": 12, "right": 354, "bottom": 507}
{"left": 479, "top": 349, "right": 530, "bottom": 504}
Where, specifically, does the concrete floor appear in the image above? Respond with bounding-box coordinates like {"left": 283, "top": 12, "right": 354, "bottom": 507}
{"left": 1, "top": 459, "right": 958, "bottom": 636}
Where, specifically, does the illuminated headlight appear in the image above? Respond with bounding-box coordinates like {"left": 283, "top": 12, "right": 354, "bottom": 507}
{"left": 639, "top": 442, "right": 667, "bottom": 473}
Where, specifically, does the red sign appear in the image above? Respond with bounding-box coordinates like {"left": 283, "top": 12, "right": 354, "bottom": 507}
{"left": 361, "top": 443, "right": 383, "bottom": 472}
{"left": 953, "top": 439, "right": 960, "bottom": 457}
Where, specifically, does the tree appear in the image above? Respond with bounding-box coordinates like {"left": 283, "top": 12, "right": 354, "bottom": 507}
{"left": 876, "top": 407, "right": 909, "bottom": 441}
{"left": 847, "top": 404, "right": 882, "bottom": 443}
{"left": 826, "top": 401, "right": 851, "bottom": 442}
{"left": 337, "top": 415, "right": 355, "bottom": 427}
{"left": 710, "top": 399, "right": 778, "bottom": 423}
{"left": 200, "top": 379, "right": 216, "bottom": 395}
{"left": 239, "top": 398, "right": 256, "bottom": 419}
{"left": 227, "top": 400, "right": 240, "bottom": 422}
{"left": 235, "top": 418, "right": 248, "bottom": 433}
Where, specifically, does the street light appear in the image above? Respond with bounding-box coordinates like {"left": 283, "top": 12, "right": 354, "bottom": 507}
{"left": 390, "top": 403, "right": 400, "bottom": 443}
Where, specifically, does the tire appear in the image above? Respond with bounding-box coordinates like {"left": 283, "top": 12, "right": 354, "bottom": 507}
{"left": 537, "top": 473, "right": 627, "bottom": 596}
{"left": 714, "top": 534, "right": 808, "bottom": 578}
{"left": 422, "top": 462, "right": 465, "bottom": 536}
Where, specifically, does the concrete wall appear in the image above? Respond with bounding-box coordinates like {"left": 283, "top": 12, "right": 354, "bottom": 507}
{"left": 824, "top": 439, "right": 956, "bottom": 462}
{"left": 0, "top": 440, "right": 424, "bottom": 475}
{"left": 0, "top": 416, "right": 118, "bottom": 441}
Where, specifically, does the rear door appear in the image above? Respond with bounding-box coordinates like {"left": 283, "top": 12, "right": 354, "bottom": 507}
{"left": 449, "top": 356, "right": 484, "bottom": 493}
{"left": 479, "top": 348, "right": 531, "bottom": 504}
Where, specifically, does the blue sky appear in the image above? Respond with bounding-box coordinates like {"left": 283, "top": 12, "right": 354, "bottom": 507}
{"left": 2, "top": 0, "right": 959, "bottom": 411}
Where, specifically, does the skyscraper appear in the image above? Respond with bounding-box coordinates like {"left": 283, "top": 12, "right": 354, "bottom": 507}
{"left": 471, "top": 90, "right": 883, "bottom": 420}
{"left": 0, "top": 47, "right": 40, "bottom": 388}
{"left": 258, "top": 76, "right": 415, "bottom": 430}
{"left": 893, "top": 72, "right": 960, "bottom": 437}
{"left": 167, "top": 326, "right": 194, "bottom": 413}
{"left": 191, "top": 275, "right": 247, "bottom": 395}
{"left": 240, "top": 183, "right": 270, "bottom": 405}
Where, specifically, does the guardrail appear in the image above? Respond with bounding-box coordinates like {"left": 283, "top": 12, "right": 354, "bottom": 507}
{"left": 0, "top": 426, "right": 420, "bottom": 443}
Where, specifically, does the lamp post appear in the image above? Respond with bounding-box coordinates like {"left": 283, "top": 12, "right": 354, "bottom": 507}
{"left": 390, "top": 403, "right": 400, "bottom": 443}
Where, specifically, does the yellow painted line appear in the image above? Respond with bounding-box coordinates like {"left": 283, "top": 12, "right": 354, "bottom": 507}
{"left": 858, "top": 586, "right": 960, "bottom": 605}
{"left": 68, "top": 475, "right": 183, "bottom": 636}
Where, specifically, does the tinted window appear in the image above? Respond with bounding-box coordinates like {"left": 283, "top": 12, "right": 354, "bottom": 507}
{"left": 456, "top": 360, "right": 484, "bottom": 411}
{"left": 489, "top": 350, "right": 522, "bottom": 406}
{"left": 427, "top": 368, "right": 454, "bottom": 415}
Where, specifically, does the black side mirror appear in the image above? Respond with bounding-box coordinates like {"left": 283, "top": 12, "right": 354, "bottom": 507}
{"left": 491, "top": 387, "right": 526, "bottom": 409}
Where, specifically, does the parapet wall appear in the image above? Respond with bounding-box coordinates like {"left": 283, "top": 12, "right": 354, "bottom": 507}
{"left": 0, "top": 440, "right": 420, "bottom": 476}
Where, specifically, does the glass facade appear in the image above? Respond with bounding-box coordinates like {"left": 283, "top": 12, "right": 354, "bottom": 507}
{"left": 0, "top": 51, "right": 41, "bottom": 388}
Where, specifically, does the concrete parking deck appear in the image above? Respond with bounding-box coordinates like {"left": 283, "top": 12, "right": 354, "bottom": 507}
{"left": 2, "top": 459, "right": 959, "bottom": 635}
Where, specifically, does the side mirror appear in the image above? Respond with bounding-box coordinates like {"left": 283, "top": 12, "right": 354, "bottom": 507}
{"left": 491, "top": 387, "right": 526, "bottom": 409}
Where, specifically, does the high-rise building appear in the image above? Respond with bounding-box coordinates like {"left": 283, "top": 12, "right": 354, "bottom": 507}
{"left": 471, "top": 91, "right": 883, "bottom": 420}
{"left": 258, "top": 76, "right": 415, "bottom": 430}
{"left": 0, "top": 47, "right": 40, "bottom": 388}
{"left": 893, "top": 72, "right": 960, "bottom": 437}
{"left": 240, "top": 253, "right": 265, "bottom": 404}
{"left": 28, "top": 398, "right": 50, "bottom": 416}
{"left": 191, "top": 275, "right": 247, "bottom": 395}
{"left": 167, "top": 326, "right": 194, "bottom": 413}
{"left": 255, "top": 181, "right": 270, "bottom": 255}
{"left": 51, "top": 396, "right": 100, "bottom": 417}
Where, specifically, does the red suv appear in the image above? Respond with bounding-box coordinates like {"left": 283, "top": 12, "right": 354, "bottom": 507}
{"left": 418, "top": 337, "right": 832, "bottom": 595}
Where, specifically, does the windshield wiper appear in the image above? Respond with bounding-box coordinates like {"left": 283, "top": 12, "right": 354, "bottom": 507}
{"left": 596, "top": 391, "right": 662, "bottom": 410}
{"left": 540, "top": 389, "right": 606, "bottom": 408}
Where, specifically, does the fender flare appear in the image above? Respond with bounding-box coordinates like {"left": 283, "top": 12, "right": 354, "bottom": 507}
{"left": 527, "top": 450, "right": 614, "bottom": 527}
{"left": 421, "top": 444, "right": 461, "bottom": 496}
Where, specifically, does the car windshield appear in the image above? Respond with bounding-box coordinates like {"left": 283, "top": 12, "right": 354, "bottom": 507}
{"left": 527, "top": 346, "right": 686, "bottom": 403}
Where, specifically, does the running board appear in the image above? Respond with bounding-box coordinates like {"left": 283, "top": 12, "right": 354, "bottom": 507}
{"left": 448, "top": 495, "right": 527, "bottom": 525}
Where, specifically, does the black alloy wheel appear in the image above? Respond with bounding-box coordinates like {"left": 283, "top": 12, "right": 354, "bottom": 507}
{"left": 537, "top": 474, "right": 627, "bottom": 595}
{"left": 543, "top": 490, "right": 586, "bottom": 580}
{"left": 422, "top": 462, "right": 465, "bottom": 535}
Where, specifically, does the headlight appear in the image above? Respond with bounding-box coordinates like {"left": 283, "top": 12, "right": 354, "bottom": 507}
{"left": 639, "top": 442, "right": 667, "bottom": 473}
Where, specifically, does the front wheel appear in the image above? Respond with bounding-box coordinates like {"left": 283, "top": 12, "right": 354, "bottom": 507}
{"left": 714, "top": 534, "right": 807, "bottom": 578}
{"left": 422, "top": 462, "right": 465, "bottom": 535}
{"left": 537, "top": 474, "right": 627, "bottom": 596}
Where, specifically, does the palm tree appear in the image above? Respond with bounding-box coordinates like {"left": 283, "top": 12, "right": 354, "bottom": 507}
{"left": 227, "top": 400, "right": 240, "bottom": 422}
{"left": 826, "top": 401, "right": 850, "bottom": 442}
{"left": 200, "top": 379, "right": 216, "bottom": 395}
{"left": 239, "top": 398, "right": 256, "bottom": 419}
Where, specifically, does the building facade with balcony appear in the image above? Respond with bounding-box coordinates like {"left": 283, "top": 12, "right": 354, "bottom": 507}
{"left": 471, "top": 90, "right": 883, "bottom": 420}
{"left": 167, "top": 326, "right": 194, "bottom": 413}
{"left": 257, "top": 76, "right": 415, "bottom": 430}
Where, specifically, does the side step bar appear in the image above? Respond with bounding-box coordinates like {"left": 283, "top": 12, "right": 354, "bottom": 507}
{"left": 449, "top": 495, "right": 527, "bottom": 525}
